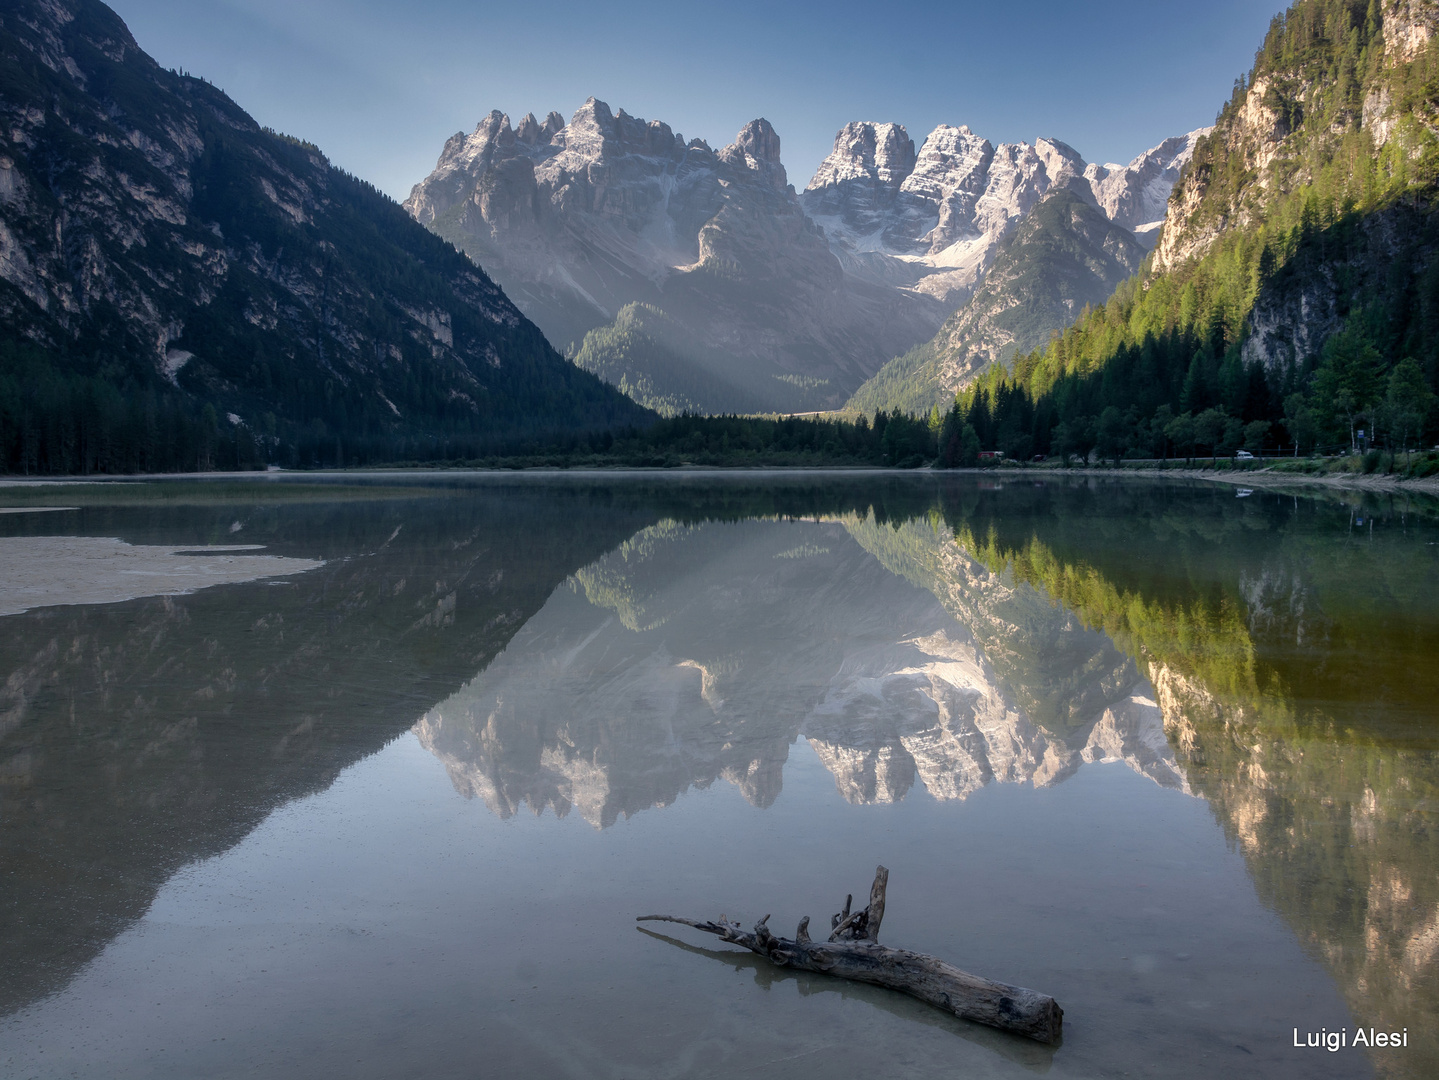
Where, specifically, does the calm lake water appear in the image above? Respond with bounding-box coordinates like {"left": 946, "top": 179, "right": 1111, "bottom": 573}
{"left": 1, "top": 472, "right": 1436, "bottom": 1079}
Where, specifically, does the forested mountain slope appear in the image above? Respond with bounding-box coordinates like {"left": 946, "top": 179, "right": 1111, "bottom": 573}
{"left": 0, "top": 0, "right": 647, "bottom": 473}
{"left": 950, "top": 0, "right": 1439, "bottom": 464}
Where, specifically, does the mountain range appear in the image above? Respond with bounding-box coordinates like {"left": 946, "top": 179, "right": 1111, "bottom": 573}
{"left": 801, "top": 123, "right": 1198, "bottom": 301}
{"left": 406, "top": 104, "right": 1204, "bottom": 414}
{"left": 3, "top": 0, "right": 1433, "bottom": 468}
{"left": 404, "top": 101, "right": 936, "bottom": 414}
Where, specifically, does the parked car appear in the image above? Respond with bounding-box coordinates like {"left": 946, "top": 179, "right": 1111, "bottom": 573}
{"left": 1235, "top": 450, "right": 1256, "bottom": 460}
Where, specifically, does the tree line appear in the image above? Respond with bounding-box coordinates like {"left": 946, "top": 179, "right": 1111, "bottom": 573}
{"left": 935, "top": 319, "right": 1436, "bottom": 469}
{"left": 0, "top": 335, "right": 948, "bottom": 473}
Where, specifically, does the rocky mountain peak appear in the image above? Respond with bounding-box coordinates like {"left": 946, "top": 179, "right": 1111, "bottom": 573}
{"left": 558, "top": 97, "right": 684, "bottom": 162}
{"left": 734, "top": 118, "right": 782, "bottom": 162}
{"left": 1085, "top": 129, "right": 1208, "bottom": 236}
{"left": 514, "top": 112, "right": 540, "bottom": 145}
{"left": 514, "top": 111, "right": 563, "bottom": 146}
{"left": 896, "top": 125, "right": 995, "bottom": 248}
{"left": 904, "top": 124, "right": 992, "bottom": 194}
{"left": 803, "top": 121, "right": 919, "bottom": 235}
{"left": 474, "top": 108, "right": 516, "bottom": 150}
{"left": 1033, "top": 137, "right": 1088, "bottom": 191}
{"left": 809, "top": 121, "right": 918, "bottom": 189}
{"left": 408, "top": 109, "right": 527, "bottom": 225}
{"left": 720, "top": 118, "right": 787, "bottom": 190}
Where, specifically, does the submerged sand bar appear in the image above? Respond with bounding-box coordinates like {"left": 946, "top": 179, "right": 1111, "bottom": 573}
{"left": 0, "top": 536, "right": 323, "bottom": 616}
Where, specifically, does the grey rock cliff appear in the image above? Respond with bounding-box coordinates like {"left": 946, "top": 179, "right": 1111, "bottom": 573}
{"left": 848, "top": 190, "right": 1149, "bottom": 415}
{"left": 406, "top": 99, "right": 941, "bottom": 412}
{"left": 1154, "top": 0, "right": 1431, "bottom": 275}
{"left": 1147, "top": 0, "right": 1439, "bottom": 376}
{"left": 804, "top": 122, "right": 1206, "bottom": 312}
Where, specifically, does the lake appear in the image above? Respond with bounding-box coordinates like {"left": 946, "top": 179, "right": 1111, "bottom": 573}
{"left": 1, "top": 471, "right": 1436, "bottom": 1079}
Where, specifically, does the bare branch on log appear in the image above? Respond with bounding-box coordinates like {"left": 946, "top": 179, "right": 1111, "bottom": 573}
{"left": 864, "top": 865, "right": 888, "bottom": 942}
{"left": 638, "top": 865, "right": 1063, "bottom": 1045}
{"left": 830, "top": 865, "right": 886, "bottom": 941}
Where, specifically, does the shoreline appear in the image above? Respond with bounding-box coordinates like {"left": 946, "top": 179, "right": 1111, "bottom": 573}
{"left": 0, "top": 463, "right": 1436, "bottom": 496}
{"left": 1014, "top": 464, "right": 1439, "bottom": 495}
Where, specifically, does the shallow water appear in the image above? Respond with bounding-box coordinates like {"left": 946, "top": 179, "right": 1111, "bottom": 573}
{"left": 1, "top": 472, "right": 1435, "bottom": 1079}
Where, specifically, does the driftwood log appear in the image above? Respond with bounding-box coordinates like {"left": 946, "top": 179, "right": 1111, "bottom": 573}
{"left": 638, "top": 865, "right": 1063, "bottom": 1044}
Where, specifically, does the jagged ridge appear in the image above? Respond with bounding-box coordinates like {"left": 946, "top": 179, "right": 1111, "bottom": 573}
{"left": 406, "top": 99, "right": 941, "bottom": 413}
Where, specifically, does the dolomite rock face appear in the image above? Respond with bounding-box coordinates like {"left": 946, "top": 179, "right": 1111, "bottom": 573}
{"left": 408, "top": 100, "right": 1204, "bottom": 413}
{"left": 406, "top": 99, "right": 941, "bottom": 411}
{"left": 803, "top": 122, "right": 1206, "bottom": 310}
{"left": 1154, "top": 1, "right": 1435, "bottom": 274}
{"left": 1084, "top": 130, "right": 1206, "bottom": 236}
{"left": 1383, "top": 0, "right": 1438, "bottom": 62}
{"left": 802, "top": 121, "right": 923, "bottom": 247}
{"left": 1150, "top": 0, "right": 1439, "bottom": 378}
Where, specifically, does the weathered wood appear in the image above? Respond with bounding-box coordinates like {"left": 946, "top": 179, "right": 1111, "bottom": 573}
{"left": 638, "top": 865, "right": 1063, "bottom": 1044}
{"left": 864, "top": 865, "right": 887, "bottom": 942}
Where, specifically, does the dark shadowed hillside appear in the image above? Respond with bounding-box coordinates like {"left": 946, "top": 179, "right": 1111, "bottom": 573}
{"left": 0, "top": 0, "right": 649, "bottom": 473}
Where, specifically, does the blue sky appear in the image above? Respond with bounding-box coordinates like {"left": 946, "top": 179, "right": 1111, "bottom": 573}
{"left": 109, "top": 0, "right": 1281, "bottom": 201}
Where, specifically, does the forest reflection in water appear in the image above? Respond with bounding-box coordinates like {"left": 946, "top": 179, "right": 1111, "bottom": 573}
{"left": 0, "top": 472, "right": 1435, "bottom": 1079}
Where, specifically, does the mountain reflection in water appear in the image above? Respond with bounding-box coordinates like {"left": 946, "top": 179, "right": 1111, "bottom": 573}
{"left": 0, "top": 481, "right": 656, "bottom": 1015}
{"left": 410, "top": 479, "right": 1439, "bottom": 1078}
{"left": 413, "top": 517, "right": 1184, "bottom": 828}
{"left": 1, "top": 474, "right": 1436, "bottom": 1079}
{"left": 951, "top": 482, "right": 1439, "bottom": 1080}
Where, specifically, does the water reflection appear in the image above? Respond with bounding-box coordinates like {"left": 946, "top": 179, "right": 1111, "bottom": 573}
{"left": 0, "top": 474, "right": 1435, "bottom": 1079}
{"left": 948, "top": 480, "right": 1439, "bottom": 1080}
{"left": 0, "top": 475, "right": 989, "bottom": 1016}
{"left": 409, "top": 479, "right": 1439, "bottom": 1077}
{"left": 414, "top": 517, "right": 1185, "bottom": 829}
{"left": 0, "top": 482, "right": 655, "bottom": 1014}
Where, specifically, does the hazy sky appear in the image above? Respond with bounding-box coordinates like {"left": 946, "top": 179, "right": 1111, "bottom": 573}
{"left": 108, "top": 0, "right": 1281, "bottom": 201}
